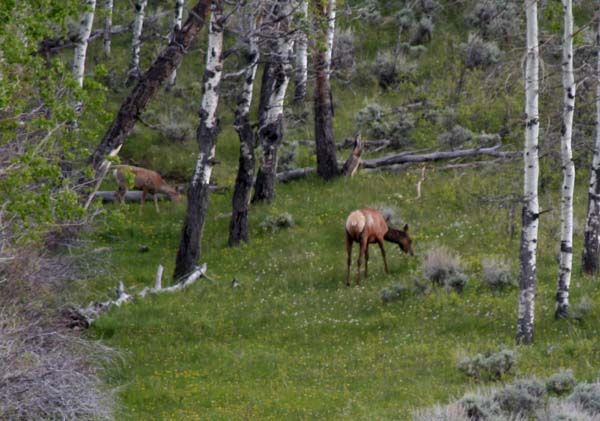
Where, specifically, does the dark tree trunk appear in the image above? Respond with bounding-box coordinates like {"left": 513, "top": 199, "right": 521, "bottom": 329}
{"left": 314, "top": 51, "right": 339, "bottom": 180}
{"left": 583, "top": 172, "right": 600, "bottom": 275}
{"left": 89, "top": 0, "right": 211, "bottom": 172}
{"left": 582, "top": 18, "right": 600, "bottom": 276}
{"left": 173, "top": 121, "right": 217, "bottom": 280}
{"left": 229, "top": 24, "right": 259, "bottom": 246}
{"left": 173, "top": 3, "right": 223, "bottom": 280}
{"left": 229, "top": 115, "right": 256, "bottom": 245}
{"left": 312, "top": 0, "right": 338, "bottom": 180}
{"left": 253, "top": 118, "right": 283, "bottom": 203}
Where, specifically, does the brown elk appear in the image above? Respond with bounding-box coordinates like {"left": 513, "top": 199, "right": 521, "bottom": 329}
{"left": 113, "top": 165, "right": 182, "bottom": 212}
{"left": 345, "top": 208, "right": 413, "bottom": 286}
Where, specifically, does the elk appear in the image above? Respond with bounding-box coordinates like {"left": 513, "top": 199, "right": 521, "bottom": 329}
{"left": 113, "top": 165, "right": 182, "bottom": 212}
{"left": 345, "top": 208, "right": 413, "bottom": 286}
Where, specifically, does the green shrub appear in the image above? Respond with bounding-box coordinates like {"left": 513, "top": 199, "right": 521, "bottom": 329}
{"left": 459, "top": 392, "right": 500, "bottom": 419}
{"left": 568, "top": 383, "right": 600, "bottom": 415}
{"left": 493, "top": 378, "right": 546, "bottom": 415}
{"left": 354, "top": 102, "right": 415, "bottom": 145}
{"left": 571, "top": 296, "right": 593, "bottom": 321}
{"left": 460, "top": 34, "right": 502, "bottom": 69}
{"left": 380, "top": 283, "right": 410, "bottom": 303}
{"left": 259, "top": 213, "right": 295, "bottom": 232}
{"left": 373, "top": 51, "right": 417, "bottom": 90}
{"left": 481, "top": 257, "right": 516, "bottom": 290}
{"left": 546, "top": 370, "right": 577, "bottom": 396}
{"left": 413, "top": 402, "right": 469, "bottom": 420}
{"left": 422, "top": 246, "right": 469, "bottom": 292}
{"left": 458, "top": 348, "right": 516, "bottom": 381}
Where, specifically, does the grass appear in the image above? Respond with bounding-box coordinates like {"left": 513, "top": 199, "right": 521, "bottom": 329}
{"left": 84, "top": 162, "right": 600, "bottom": 420}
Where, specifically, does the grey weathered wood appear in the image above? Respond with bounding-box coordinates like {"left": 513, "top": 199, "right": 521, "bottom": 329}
{"left": 71, "top": 264, "right": 206, "bottom": 327}
{"left": 276, "top": 145, "right": 519, "bottom": 182}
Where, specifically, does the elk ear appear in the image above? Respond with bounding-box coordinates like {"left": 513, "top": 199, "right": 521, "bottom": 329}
{"left": 403, "top": 224, "right": 409, "bottom": 232}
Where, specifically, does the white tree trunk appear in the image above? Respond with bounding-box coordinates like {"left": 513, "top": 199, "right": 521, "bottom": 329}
{"left": 103, "top": 0, "right": 113, "bottom": 56}
{"left": 556, "top": 0, "right": 576, "bottom": 319}
{"left": 190, "top": 9, "right": 223, "bottom": 189}
{"left": 582, "top": 18, "right": 600, "bottom": 276}
{"left": 293, "top": 0, "right": 308, "bottom": 102}
{"left": 517, "top": 0, "right": 540, "bottom": 345}
{"left": 73, "top": 0, "right": 97, "bottom": 89}
{"left": 167, "top": 0, "right": 185, "bottom": 88}
{"left": 173, "top": 2, "right": 224, "bottom": 279}
{"left": 128, "top": 0, "right": 148, "bottom": 81}
{"left": 325, "top": 0, "right": 336, "bottom": 78}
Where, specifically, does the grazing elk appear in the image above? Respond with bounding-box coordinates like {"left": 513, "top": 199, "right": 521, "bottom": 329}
{"left": 345, "top": 208, "right": 413, "bottom": 286}
{"left": 113, "top": 165, "right": 182, "bottom": 212}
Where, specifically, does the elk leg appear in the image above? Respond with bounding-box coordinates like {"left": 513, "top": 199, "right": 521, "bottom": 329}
{"left": 153, "top": 192, "right": 160, "bottom": 213}
{"left": 377, "top": 238, "right": 389, "bottom": 274}
{"left": 345, "top": 233, "right": 353, "bottom": 287}
{"left": 116, "top": 186, "right": 127, "bottom": 204}
{"left": 357, "top": 236, "right": 368, "bottom": 286}
{"left": 140, "top": 188, "right": 147, "bottom": 213}
{"left": 364, "top": 244, "right": 369, "bottom": 278}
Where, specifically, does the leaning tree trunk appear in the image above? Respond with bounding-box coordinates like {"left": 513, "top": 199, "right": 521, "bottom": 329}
{"left": 167, "top": 0, "right": 185, "bottom": 89}
{"left": 582, "top": 18, "right": 600, "bottom": 276}
{"left": 516, "top": 0, "right": 540, "bottom": 345}
{"left": 173, "top": 1, "right": 224, "bottom": 280}
{"left": 103, "top": 0, "right": 113, "bottom": 56}
{"left": 229, "top": 22, "right": 260, "bottom": 246}
{"left": 556, "top": 0, "right": 576, "bottom": 319}
{"left": 73, "top": 0, "right": 97, "bottom": 89}
{"left": 293, "top": 0, "right": 308, "bottom": 103}
{"left": 128, "top": 0, "right": 148, "bottom": 82}
{"left": 85, "top": 0, "right": 211, "bottom": 210}
{"left": 312, "top": 0, "right": 339, "bottom": 180}
{"left": 252, "top": 0, "right": 294, "bottom": 203}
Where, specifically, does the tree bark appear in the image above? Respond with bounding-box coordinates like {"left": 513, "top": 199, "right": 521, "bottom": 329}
{"left": 293, "top": 0, "right": 308, "bottom": 103}
{"left": 174, "top": 1, "right": 224, "bottom": 280}
{"left": 312, "top": 0, "right": 339, "bottom": 180}
{"left": 128, "top": 0, "right": 148, "bottom": 82}
{"left": 167, "top": 0, "right": 186, "bottom": 89}
{"left": 103, "top": 0, "right": 113, "bottom": 56}
{"left": 517, "top": 0, "right": 540, "bottom": 345}
{"left": 229, "top": 19, "right": 259, "bottom": 246}
{"left": 73, "top": 0, "right": 97, "bottom": 89}
{"left": 556, "top": 0, "right": 576, "bottom": 319}
{"left": 252, "top": 0, "right": 294, "bottom": 203}
{"left": 85, "top": 0, "right": 211, "bottom": 210}
{"left": 582, "top": 18, "right": 600, "bottom": 276}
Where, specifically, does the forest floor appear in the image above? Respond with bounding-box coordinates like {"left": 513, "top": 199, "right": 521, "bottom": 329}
{"left": 81, "top": 156, "right": 600, "bottom": 419}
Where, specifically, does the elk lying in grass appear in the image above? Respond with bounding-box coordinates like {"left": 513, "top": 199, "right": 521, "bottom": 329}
{"left": 345, "top": 208, "right": 413, "bottom": 286}
{"left": 113, "top": 165, "right": 182, "bottom": 212}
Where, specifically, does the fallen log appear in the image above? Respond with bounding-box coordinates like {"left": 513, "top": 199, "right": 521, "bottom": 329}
{"left": 93, "top": 185, "right": 224, "bottom": 203}
{"left": 94, "top": 190, "right": 173, "bottom": 203}
{"left": 361, "top": 145, "right": 518, "bottom": 168}
{"left": 276, "top": 145, "right": 520, "bottom": 182}
{"left": 66, "top": 264, "right": 207, "bottom": 328}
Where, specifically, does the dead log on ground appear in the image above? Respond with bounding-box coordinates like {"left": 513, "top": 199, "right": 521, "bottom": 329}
{"left": 68, "top": 264, "right": 206, "bottom": 328}
{"left": 93, "top": 185, "right": 223, "bottom": 203}
{"left": 276, "top": 145, "right": 519, "bottom": 182}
